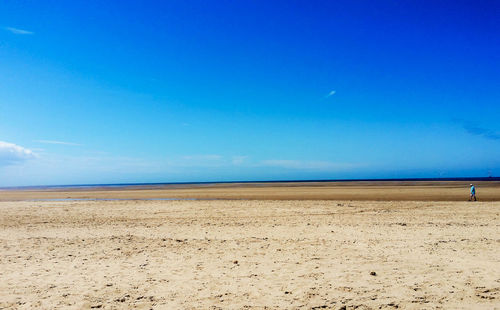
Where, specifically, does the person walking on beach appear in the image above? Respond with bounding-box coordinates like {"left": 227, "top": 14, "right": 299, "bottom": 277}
{"left": 469, "top": 184, "right": 477, "bottom": 201}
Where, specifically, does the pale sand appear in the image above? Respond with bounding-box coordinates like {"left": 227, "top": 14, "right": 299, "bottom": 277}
{"left": 1, "top": 199, "right": 499, "bottom": 309}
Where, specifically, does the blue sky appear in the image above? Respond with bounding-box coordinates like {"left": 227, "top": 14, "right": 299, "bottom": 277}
{"left": 1, "top": 0, "right": 499, "bottom": 186}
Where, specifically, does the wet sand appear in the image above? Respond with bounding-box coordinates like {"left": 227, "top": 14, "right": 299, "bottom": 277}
{"left": 1, "top": 197, "right": 499, "bottom": 309}
{"left": 1, "top": 180, "right": 500, "bottom": 201}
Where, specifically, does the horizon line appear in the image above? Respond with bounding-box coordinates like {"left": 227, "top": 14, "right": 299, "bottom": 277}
{"left": 2, "top": 176, "right": 499, "bottom": 190}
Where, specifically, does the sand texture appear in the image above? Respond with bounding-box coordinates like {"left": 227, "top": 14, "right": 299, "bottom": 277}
{"left": 1, "top": 199, "right": 499, "bottom": 309}
{"left": 1, "top": 180, "right": 500, "bottom": 201}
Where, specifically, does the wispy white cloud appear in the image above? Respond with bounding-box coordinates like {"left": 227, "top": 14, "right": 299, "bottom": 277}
{"left": 325, "top": 90, "right": 336, "bottom": 98}
{"left": 35, "top": 140, "right": 82, "bottom": 146}
{"left": 232, "top": 156, "right": 248, "bottom": 165}
{"left": 182, "top": 154, "right": 222, "bottom": 161}
{"left": 260, "top": 159, "right": 356, "bottom": 170}
{"left": 0, "top": 141, "right": 36, "bottom": 166}
{"left": 5, "top": 27, "right": 34, "bottom": 35}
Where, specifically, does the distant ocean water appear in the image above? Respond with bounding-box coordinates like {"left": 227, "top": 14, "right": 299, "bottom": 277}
{"left": 2, "top": 177, "right": 499, "bottom": 191}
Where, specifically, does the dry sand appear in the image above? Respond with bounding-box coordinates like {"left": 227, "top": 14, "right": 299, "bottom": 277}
{"left": 1, "top": 196, "right": 499, "bottom": 309}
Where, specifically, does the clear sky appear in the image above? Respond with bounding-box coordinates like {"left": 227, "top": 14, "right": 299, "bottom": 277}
{"left": 1, "top": 0, "right": 499, "bottom": 186}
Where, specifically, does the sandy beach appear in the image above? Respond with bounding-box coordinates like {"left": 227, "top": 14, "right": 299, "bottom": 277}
{"left": 3, "top": 0, "right": 498, "bottom": 308}
{"left": 1, "top": 183, "right": 499, "bottom": 309}
{"left": 2, "top": 180, "right": 500, "bottom": 201}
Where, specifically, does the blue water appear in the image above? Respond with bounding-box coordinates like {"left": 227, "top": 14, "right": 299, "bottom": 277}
{"left": 3, "top": 176, "right": 499, "bottom": 191}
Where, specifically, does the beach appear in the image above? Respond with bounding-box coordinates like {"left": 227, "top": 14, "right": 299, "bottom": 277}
{"left": 1, "top": 183, "right": 499, "bottom": 309}
{"left": 2, "top": 180, "right": 500, "bottom": 201}
{"left": 3, "top": 0, "right": 498, "bottom": 308}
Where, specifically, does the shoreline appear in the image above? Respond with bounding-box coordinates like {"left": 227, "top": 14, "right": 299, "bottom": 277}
{"left": 3, "top": 177, "right": 500, "bottom": 191}
{"left": 2, "top": 180, "right": 500, "bottom": 201}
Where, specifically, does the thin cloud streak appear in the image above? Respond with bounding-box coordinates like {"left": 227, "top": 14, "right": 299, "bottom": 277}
{"left": 325, "top": 90, "right": 336, "bottom": 98}
{"left": 182, "top": 154, "right": 222, "bottom": 161}
{"left": 36, "top": 140, "right": 82, "bottom": 146}
{"left": 232, "top": 156, "right": 248, "bottom": 165}
{"left": 260, "top": 159, "right": 357, "bottom": 170}
{"left": 5, "top": 27, "right": 34, "bottom": 35}
{"left": 463, "top": 124, "right": 500, "bottom": 141}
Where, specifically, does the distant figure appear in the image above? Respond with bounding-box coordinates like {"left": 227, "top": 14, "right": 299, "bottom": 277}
{"left": 469, "top": 184, "right": 477, "bottom": 201}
